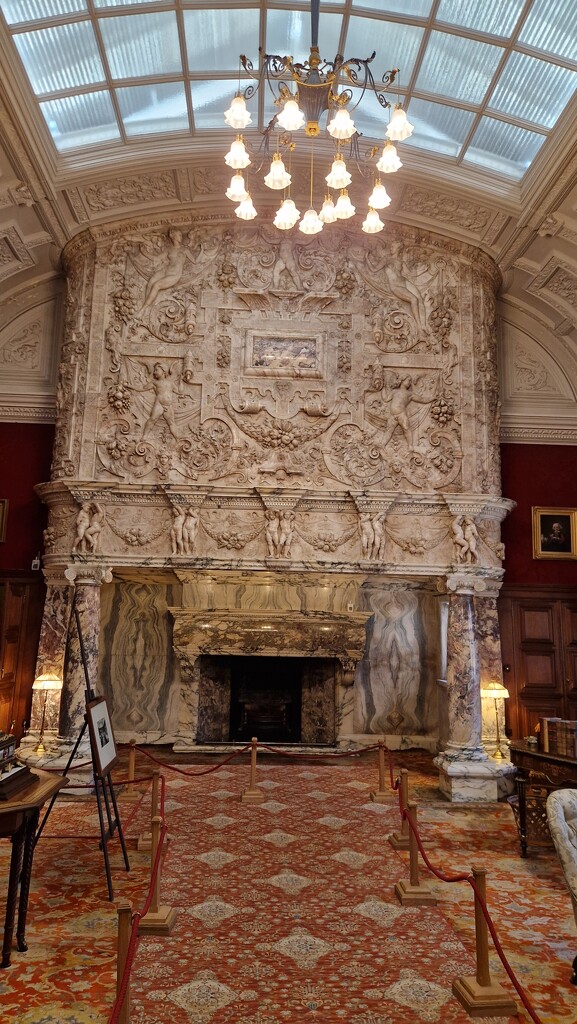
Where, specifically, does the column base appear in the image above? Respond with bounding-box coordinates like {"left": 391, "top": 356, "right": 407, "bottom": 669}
{"left": 452, "top": 975, "right": 517, "bottom": 1017}
{"left": 17, "top": 735, "right": 94, "bottom": 796}
{"left": 435, "top": 751, "right": 516, "bottom": 803}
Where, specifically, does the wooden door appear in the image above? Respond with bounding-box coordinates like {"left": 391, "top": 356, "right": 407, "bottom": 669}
{"left": 0, "top": 575, "right": 45, "bottom": 742}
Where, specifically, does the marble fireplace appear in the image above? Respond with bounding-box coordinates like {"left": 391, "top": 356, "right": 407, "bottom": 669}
{"left": 26, "top": 214, "right": 516, "bottom": 800}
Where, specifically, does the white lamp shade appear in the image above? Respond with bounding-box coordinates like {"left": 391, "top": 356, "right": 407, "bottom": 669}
{"left": 299, "top": 208, "right": 323, "bottom": 234}
{"left": 386, "top": 103, "right": 414, "bottom": 142}
{"left": 319, "top": 197, "right": 337, "bottom": 224}
{"left": 277, "top": 98, "right": 305, "bottom": 132}
{"left": 274, "top": 198, "right": 300, "bottom": 229}
{"left": 481, "top": 682, "right": 510, "bottom": 700}
{"left": 226, "top": 173, "right": 249, "bottom": 202}
{"left": 264, "top": 154, "right": 291, "bottom": 190}
{"left": 327, "top": 107, "right": 356, "bottom": 140}
{"left": 325, "top": 155, "right": 352, "bottom": 190}
{"left": 224, "top": 136, "right": 251, "bottom": 169}
{"left": 235, "top": 194, "right": 257, "bottom": 220}
{"left": 334, "top": 190, "right": 355, "bottom": 220}
{"left": 376, "top": 141, "right": 403, "bottom": 173}
{"left": 368, "top": 181, "right": 392, "bottom": 209}
{"left": 362, "top": 208, "right": 384, "bottom": 234}
{"left": 224, "top": 93, "right": 252, "bottom": 130}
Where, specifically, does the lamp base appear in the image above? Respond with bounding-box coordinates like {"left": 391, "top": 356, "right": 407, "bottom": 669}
{"left": 491, "top": 747, "right": 507, "bottom": 760}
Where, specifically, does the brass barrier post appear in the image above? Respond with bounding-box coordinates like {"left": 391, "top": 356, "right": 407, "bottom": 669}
{"left": 138, "top": 815, "right": 178, "bottom": 935}
{"left": 138, "top": 769, "right": 161, "bottom": 852}
{"left": 116, "top": 900, "right": 132, "bottom": 1024}
{"left": 370, "top": 739, "right": 389, "bottom": 804}
{"left": 241, "top": 737, "right": 265, "bottom": 804}
{"left": 389, "top": 768, "right": 410, "bottom": 850}
{"left": 452, "top": 866, "right": 517, "bottom": 1017}
{"left": 394, "top": 802, "right": 437, "bottom": 906}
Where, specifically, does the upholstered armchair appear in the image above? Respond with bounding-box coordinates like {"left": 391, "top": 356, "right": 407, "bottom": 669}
{"left": 546, "top": 789, "right": 577, "bottom": 984}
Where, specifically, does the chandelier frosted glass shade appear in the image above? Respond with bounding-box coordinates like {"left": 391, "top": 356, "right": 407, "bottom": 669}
{"left": 264, "top": 154, "right": 292, "bottom": 190}
{"left": 224, "top": 136, "right": 251, "bottom": 169}
{"left": 235, "top": 193, "right": 257, "bottom": 220}
{"left": 368, "top": 180, "right": 392, "bottom": 209}
{"left": 325, "top": 155, "right": 352, "bottom": 190}
{"left": 362, "top": 208, "right": 384, "bottom": 233}
{"left": 274, "top": 198, "right": 300, "bottom": 230}
{"left": 376, "top": 141, "right": 402, "bottom": 173}
{"left": 327, "top": 107, "right": 356, "bottom": 140}
{"left": 224, "top": 94, "right": 252, "bottom": 130}
{"left": 334, "top": 190, "right": 355, "bottom": 220}
{"left": 386, "top": 104, "right": 414, "bottom": 142}
{"left": 277, "top": 98, "right": 306, "bottom": 132}
{"left": 319, "top": 196, "right": 337, "bottom": 224}
{"left": 299, "top": 208, "right": 323, "bottom": 234}
{"left": 226, "top": 173, "right": 249, "bottom": 202}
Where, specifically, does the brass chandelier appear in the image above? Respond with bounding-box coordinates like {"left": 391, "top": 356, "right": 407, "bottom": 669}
{"left": 223, "top": 0, "right": 414, "bottom": 234}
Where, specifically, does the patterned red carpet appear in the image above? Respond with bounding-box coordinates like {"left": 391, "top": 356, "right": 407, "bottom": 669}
{"left": 0, "top": 749, "right": 575, "bottom": 1023}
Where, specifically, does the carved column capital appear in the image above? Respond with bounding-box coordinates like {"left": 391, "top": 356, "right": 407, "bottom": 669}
{"left": 443, "top": 573, "right": 502, "bottom": 598}
{"left": 65, "top": 563, "right": 113, "bottom": 586}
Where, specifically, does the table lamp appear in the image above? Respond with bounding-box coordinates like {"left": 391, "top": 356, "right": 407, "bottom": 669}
{"left": 32, "top": 673, "right": 63, "bottom": 754}
{"left": 480, "top": 681, "right": 510, "bottom": 760}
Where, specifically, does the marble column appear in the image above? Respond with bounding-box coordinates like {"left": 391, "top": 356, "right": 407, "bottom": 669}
{"left": 19, "top": 571, "right": 74, "bottom": 754}
{"left": 434, "top": 575, "right": 515, "bottom": 801}
{"left": 59, "top": 564, "right": 113, "bottom": 742}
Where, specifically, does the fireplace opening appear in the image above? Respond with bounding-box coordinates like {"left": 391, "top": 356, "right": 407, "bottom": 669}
{"left": 196, "top": 654, "right": 336, "bottom": 745}
{"left": 230, "top": 656, "right": 302, "bottom": 742}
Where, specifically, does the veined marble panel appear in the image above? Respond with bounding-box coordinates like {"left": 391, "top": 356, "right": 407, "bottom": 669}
{"left": 356, "top": 584, "right": 441, "bottom": 737}
{"left": 100, "top": 579, "right": 181, "bottom": 739}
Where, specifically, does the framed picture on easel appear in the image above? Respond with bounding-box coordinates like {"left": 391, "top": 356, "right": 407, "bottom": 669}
{"left": 86, "top": 696, "right": 118, "bottom": 774}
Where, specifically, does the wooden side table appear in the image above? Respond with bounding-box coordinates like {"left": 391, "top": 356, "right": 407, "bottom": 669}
{"left": 509, "top": 742, "right": 577, "bottom": 857}
{"left": 0, "top": 768, "right": 68, "bottom": 968}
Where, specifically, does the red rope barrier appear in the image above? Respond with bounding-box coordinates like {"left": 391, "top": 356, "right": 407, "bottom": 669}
{"left": 402, "top": 808, "right": 544, "bottom": 1024}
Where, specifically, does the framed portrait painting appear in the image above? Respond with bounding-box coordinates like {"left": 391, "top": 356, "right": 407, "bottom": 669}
{"left": 532, "top": 507, "right": 577, "bottom": 560}
{"left": 86, "top": 696, "right": 118, "bottom": 774}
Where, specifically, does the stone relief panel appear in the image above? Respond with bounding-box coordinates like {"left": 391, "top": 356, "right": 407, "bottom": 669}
{"left": 56, "top": 218, "right": 499, "bottom": 494}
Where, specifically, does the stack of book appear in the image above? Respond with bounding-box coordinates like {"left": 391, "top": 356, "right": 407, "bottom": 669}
{"left": 537, "top": 716, "right": 577, "bottom": 757}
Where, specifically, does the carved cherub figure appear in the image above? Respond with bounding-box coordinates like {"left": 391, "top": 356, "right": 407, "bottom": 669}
{"left": 170, "top": 506, "right": 185, "bottom": 555}
{"left": 140, "top": 228, "right": 187, "bottom": 312}
{"left": 182, "top": 507, "right": 199, "bottom": 555}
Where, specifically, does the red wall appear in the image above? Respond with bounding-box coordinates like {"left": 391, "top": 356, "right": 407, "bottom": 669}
{"left": 0, "top": 422, "right": 54, "bottom": 572}
{"left": 501, "top": 443, "right": 577, "bottom": 585}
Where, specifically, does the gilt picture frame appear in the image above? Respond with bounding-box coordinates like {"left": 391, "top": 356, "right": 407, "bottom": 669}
{"left": 532, "top": 507, "right": 577, "bottom": 560}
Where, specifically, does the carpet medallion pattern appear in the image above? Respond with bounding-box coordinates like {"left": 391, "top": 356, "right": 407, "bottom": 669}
{"left": 0, "top": 753, "right": 575, "bottom": 1023}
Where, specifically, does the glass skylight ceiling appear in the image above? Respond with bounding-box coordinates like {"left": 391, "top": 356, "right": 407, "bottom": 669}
{"left": 1, "top": 0, "right": 577, "bottom": 181}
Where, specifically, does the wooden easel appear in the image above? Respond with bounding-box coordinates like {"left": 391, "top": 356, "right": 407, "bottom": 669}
{"left": 36, "top": 600, "right": 129, "bottom": 900}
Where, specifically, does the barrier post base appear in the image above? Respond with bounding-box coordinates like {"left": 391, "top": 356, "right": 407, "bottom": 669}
{"left": 452, "top": 976, "right": 516, "bottom": 1017}
{"left": 388, "top": 831, "right": 410, "bottom": 850}
{"left": 138, "top": 831, "right": 170, "bottom": 852}
{"left": 369, "top": 790, "right": 388, "bottom": 804}
{"left": 138, "top": 906, "right": 178, "bottom": 936}
{"left": 394, "top": 879, "right": 438, "bottom": 906}
{"left": 241, "top": 788, "right": 265, "bottom": 804}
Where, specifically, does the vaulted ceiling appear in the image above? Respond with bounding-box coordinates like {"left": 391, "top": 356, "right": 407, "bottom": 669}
{"left": 1, "top": 0, "right": 577, "bottom": 442}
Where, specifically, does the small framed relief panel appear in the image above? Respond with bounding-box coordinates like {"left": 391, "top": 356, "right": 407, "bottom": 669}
{"left": 245, "top": 333, "right": 324, "bottom": 378}
{"left": 86, "top": 696, "right": 118, "bottom": 775}
{"left": 0, "top": 500, "right": 7, "bottom": 542}
{"left": 532, "top": 507, "right": 577, "bottom": 560}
